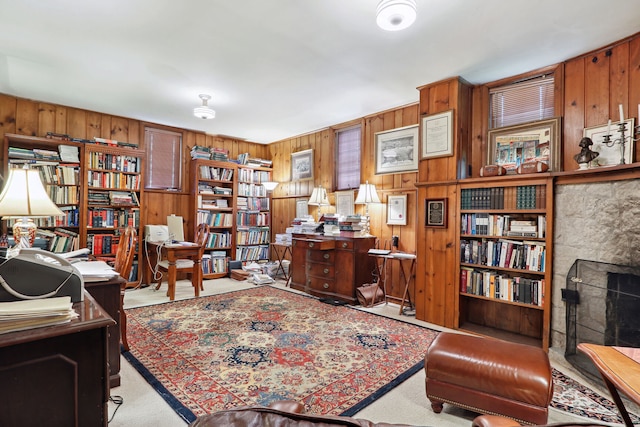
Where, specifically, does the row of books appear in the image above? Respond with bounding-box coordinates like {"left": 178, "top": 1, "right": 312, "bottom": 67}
{"left": 36, "top": 228, "right": 80, "bottom": 253}
{"left": 31, "top": 164, "right": 79, "bottom": 185}
{"left": 236, "top": 227, "right": 271, "bottom": 245}
{"left": 205, "top": 232, "right": 232, "bottom": 249}
{"left": 201, "top": 254, "right": 228, "bottom": 274}
{"left": 235, "top": 245, "right": 269, "bottom": 261}
{"left": 197, "top": 210, "right": 233, "bottom": 227}
{"left": 460, "top": 267, "right": 545, "bottom": 306}
{"left": 87, "top": 152, "right": 140, "bottom": 173}
{"left": 236, "top": 211, "right": 270, "bottom": 226}
{"left": 461, "top": 213, "right": 546, "bottom": 238}
{"left": 238, "top": 168, "right": 271, "bottom": 183}
{"left": 237, "top": 182, "right": 267, "bottom": 197}
{"left": 87, "top": 233, "right": 119, "bottom": 255}
{"left": 461, "top": 238, "right": 546, "bottom": 272}
{"left": 87, "top": 208, "right": 140, "bottom": 228}
{"left": 236, "top": 197, "right": 269, "bottom": 211}
{"left": 198, "top": 197, "right": 229, "bottom": 210}
{"left": 460, "top": 185, "right": 546, "bottom": 210}
{"left": 8, "top": 147, "right": 61, "bottom": 161}
{"left": 87, "top": 171, "right": 141, "bottom": 190}
{"left": 191, "top": 145, "right": 212, "bottom": 160}
{"left": 46, "top": 186, "right": 79, "bottom": 205}
{"left": 235, "top": 153, "right": 272, "bottom": 168}
{"left": 198, "top": 165, "right": 234, "bottom": 181}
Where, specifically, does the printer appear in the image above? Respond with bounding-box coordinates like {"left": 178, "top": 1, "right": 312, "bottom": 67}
{"left": 0, "top": 248, "right": 84, "bottom": 303}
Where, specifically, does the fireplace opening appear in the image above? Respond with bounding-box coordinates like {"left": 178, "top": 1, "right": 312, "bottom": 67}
{"left": 563, "top": 259, "right": 640, "bottom": 380}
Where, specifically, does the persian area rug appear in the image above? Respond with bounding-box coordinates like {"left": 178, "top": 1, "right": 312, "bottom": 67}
{"left": 123, "top": 285, "right": 438, "bottom": 423}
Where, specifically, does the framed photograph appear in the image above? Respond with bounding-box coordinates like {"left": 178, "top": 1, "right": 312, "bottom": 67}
{"left": 291, "top": 149, "right": 314, "bottom": 181}
{"left": 583, "top": 119, "right": 635, "bottom": 166}
{"left": 374, "top": 125, "right": 419, "bottom": 175}
{"left": 387, "top": 194, "right": 407, "bottom": 225}
{"left": 335, "top": 190, "right": 355, "bottom": 217}
{"left": 488, "top": 117, "right": 561, "bottom": 174}
{"left": 425, "top": 198, "right": 447, "bottom": 228}
{"left": 421, "top": 110, "right": 453, "bottom": 159}
{"left": 295, "top": 198, "right": 309, "bottom": 218}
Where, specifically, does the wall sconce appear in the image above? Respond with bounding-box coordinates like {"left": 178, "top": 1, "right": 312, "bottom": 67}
{"left": 0, "top": 166, "right": 64, "bottom": 248}
{"left": 355, "top": 181, "right": 380, "bottom": 236}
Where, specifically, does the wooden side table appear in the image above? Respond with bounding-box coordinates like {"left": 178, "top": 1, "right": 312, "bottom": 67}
{"left": 270, "top": 242, "right": 292, "bottom": 284}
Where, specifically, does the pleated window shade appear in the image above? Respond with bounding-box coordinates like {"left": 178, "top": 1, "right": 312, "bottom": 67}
{"left": 489, "top": 74, "right": 555, "bottom": 129}
{"left": 144, "top": 127, "right": 183, "bottom": 191}
{"left": 335, "top": 126, "right": 361, "bottom": 191}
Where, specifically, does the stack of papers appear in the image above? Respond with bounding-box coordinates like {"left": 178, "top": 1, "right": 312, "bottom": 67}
{"left": 0, "top": 296, "right": 78, "bottom": 334}
{"left": 72, "top": 260, "right": 119, "bottom": 282}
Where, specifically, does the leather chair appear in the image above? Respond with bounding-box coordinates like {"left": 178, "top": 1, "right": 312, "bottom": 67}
{"left": 472, "top": 414, "right": 606, "bottom": 427}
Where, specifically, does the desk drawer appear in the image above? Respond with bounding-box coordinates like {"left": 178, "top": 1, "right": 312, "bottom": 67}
{"left": 307, "top": 263, "right": 335, "bottom": 278}
{"left": 336, "top": 240, "right": 353, "bottom": 250}
{"left": 307, "top": 250, "right": 335, "bottom": 263}
{"left": 304, "top": 240, "right": 335, "bottom": 250}
{"left": 307, "top": 277, "right": 336, "bottom": 293}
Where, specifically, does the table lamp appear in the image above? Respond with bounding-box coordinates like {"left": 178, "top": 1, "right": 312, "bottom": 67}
{"left": 355, "top": 180, "right": 380, "bottom": 236}
{"left": 308, "top": 185, "right": 330, "bottom": 220}
{"left": 0, "top": 166, "right": 64, "bottom": 248}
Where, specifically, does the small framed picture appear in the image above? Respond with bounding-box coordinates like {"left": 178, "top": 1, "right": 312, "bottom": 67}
{"left": 387, "top": 194, "right": 407, "bottom": 225}
{"left": 374, "top": 125, "right": 419, "bottom": 175}
{"left": 425, "top": 198, "right": 447, "bottom": 228}
{"left": 295, "top": 198, "right": 309, "bottom": 218}
{"left": 291, "top": 149, "right": 314, "bottom": 181}
{"left": 335, "top": 190, "right": 355, "bottom": 217}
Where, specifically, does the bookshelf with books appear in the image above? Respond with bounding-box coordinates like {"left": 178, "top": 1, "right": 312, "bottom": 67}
{"left": 84, "top": 144, "right": 144, "bottom": 284}
{"left": 236, "top": 165, "right": 272, "bottom": 264}
{"left": 190, "top": 159, "right": 237, "bottom": 279}
{"left": 456, "top": 175, "right": 553, "bottom": 350}
{"left": 2, "top": 134, "right": 84, "bottom": 248}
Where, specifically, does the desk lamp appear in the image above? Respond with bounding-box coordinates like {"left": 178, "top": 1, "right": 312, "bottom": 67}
{"left": 308, "top": 186, "right": 330, "bottom": 220}
{"left": 0, "top": 166, "right": 64, "bottom": 248}
{"left": 355, "top": 181, "right": 380, "bottom": 236}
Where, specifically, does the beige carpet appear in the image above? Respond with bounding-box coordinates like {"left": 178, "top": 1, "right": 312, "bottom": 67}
{"left": 108, "top": 278, "right": 619, "bottom": 427}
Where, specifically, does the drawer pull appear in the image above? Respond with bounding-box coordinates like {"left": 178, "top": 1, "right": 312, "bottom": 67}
{"left": 323, "top": 268, "right": 329, "bottom": 274}
{"left": 323, "top": 253, "right": 330, "bottom": 260}
{"left": 323, "top": 283, "right": 329, "bottom": 289}
{"left": 342, "top": 242, "right": 348, "bottom": 248}
{"left": 309, "top": 242, "right": 315, "bottom": 248}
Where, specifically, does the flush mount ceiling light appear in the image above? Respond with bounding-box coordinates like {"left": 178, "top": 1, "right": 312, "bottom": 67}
{"left": 376, "top": 0, "right": 417, "bottom": 31}
{"left": 194, "top": 94, "right": 215, "bottom": 119}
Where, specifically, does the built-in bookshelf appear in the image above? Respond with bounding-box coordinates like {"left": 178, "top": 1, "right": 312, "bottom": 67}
{"left": 190, "top": 159, "right": 237, "bottom": 279}
{"left": 456, "top": 175, "right": 553, "bottom": 350}
{"left": 235, "top": 165, "right": 272, "bottom": 263}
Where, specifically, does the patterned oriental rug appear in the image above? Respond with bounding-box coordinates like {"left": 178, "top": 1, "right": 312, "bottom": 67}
{"left": 124, "top": 285, "right": 639, "bottom": 425}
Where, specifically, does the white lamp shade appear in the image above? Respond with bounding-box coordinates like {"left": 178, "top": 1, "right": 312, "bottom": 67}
{"left": 262, "top": 181, "right": 279, "bottom": 191}
{"left": 355, "top": 181, "right": 381, "bottom": 204}
{"left": 308, "top": 186, "right": 329, "bottom": 206}
{"left": 194, "top": 106, "right": 216, "bottom": 119}
{"left": 376, "top": 0, "right": 417, "bottom": 31}
{"left": 0, "top": 168, "right": 64, "bottom": 218}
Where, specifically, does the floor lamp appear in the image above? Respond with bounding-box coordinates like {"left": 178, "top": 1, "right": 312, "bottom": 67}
{"left": 0, "top": 166, "right": 64, "bottom": 249}
{"left": 355, "top": 181, "right": 380, "bottom": 236}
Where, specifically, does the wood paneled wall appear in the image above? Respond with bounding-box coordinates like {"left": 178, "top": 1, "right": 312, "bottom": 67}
{"left": 0, "top": 94, "right": 268, "bottom": 239}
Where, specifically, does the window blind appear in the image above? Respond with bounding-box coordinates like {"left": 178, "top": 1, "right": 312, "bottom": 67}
{"left": 335, "top": 126, "right": 361, "bottom": 191}
{"left": 144, "top": 127, "right": 183, "bottom": 190}
{"left": 489, "top": 75, "right": 555, "bottom": 129}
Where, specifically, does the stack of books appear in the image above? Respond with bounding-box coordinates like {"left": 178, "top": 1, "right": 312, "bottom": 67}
{"left": 230, "top": 269, "right": 250, "bottom": 281}
{"left": 0, "top": 296, "right": 78, "bottom": 334}
{"left": 190, "top": 145, "right": 211, "bottom": 160}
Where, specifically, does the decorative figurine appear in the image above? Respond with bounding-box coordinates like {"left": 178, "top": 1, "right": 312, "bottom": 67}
{"left": 573, "top": 137, "right": 599, "bottom": 169}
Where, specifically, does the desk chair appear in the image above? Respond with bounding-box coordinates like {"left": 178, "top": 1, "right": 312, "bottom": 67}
{"left": 154, "top": 223, "right": 210, "bottom": 298}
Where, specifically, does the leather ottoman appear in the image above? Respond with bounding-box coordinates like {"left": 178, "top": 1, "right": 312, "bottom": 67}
{"left": 424, "top": 332, "right": 553, "bottom": 425}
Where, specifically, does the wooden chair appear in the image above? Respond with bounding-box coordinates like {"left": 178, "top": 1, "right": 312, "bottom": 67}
{"left": 154, "top": 223, "right": 210, "bottom": 298}
{"left": 109, "top": 226, "right": 137, "bottom": 352}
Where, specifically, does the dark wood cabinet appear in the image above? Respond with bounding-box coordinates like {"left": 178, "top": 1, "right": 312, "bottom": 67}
{"left": 0, "top": 293, "right": 114, "bottom": 427}
{"left": 291, "top": 234, "right": 376, "bottom": 303}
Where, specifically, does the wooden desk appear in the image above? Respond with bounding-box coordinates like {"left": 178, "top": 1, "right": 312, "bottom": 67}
{"left": 577, "top": 343, "right": 640, "bottom": 427}
{"left": 145, "top": 241, "right": 203, "bottom": 301}
{"left": 0, "top": 292, "right": 114, "bottom": 427}
{"left": 270, "top": 242, "right": 292, "bottom": 283}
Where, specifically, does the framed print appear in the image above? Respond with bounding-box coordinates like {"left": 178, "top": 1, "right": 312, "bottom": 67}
{"left": 425, "top": 198, "right": 447, "bottom": 228}
{"left": 291, "top": 149, "right": 314, "bottom": 181}
{"left": 488, "top": 117, "right": 561, "bottom": 174}
{"left": 583, "top": 119, "right": 635, "bottom": 167}
{"left": 335, "top": 190, "right": 355, "bottom": 217}
{"left": 295, "top": 198, "right": 309, "bottom": 218}
{"left": 374, "top": 125, "right": 419, "bottom": 175}
{"left": 421, "top": 110, "right": 453, "bottom": 159}
{"left": 387, "top": 194, "right": 407, "bottom": 225}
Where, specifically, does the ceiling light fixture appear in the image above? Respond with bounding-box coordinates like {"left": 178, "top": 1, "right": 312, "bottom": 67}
{"left": 376, "top": 0, "right": 417, "bottom": 31}
{"left": 193, "top": 94, "right": 215, "bottom": 119}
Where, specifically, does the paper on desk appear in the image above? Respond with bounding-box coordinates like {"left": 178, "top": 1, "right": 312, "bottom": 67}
{"left": 0, "top": 296, "right": 78, "bottom": 334}
{"left": 72, "top": 260, "right": 119, "bottom": 281}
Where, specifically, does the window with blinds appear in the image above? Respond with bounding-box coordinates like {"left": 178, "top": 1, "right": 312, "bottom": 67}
{"left": 335, "top": 126, "right": 361, "bottom": 191}
{"left": 144, "top": 127, "right": 183, "bottom": 190}
{"left": 489, "top": 75, "right": 555, "bottom": 129}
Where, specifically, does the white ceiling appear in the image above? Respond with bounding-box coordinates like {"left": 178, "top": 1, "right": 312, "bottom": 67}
{"left": 1, "top": 1, "right": 639, "bottom": 144}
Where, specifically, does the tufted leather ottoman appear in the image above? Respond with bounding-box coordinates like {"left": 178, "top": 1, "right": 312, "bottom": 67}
{"left": 424, "top": 332, "right": 553, "bottom": 425}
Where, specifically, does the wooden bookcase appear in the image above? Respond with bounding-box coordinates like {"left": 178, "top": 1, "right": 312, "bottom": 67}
{"left": 235, "top": 165, "right": 272, "bottom": 264}
{"left": 456, "top": 175, "right": 553, "bottom": 350}
{"left": 2, "top": 134, "right": 145, "bottom": 285}
{"left": 190, "top": 159, "right": 237, "bottom": 278}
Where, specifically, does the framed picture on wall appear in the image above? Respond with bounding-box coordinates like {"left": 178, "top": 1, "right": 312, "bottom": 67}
{"left": 295, "top": 198, "right": 309, "bottom": 218}
{"left": 583, "top": 119, "right": 635, "bottom": 166}
{"left": 291, "top": 149, "right": 314, "bottom": 181}
{"left": 421, "top": 110, "right": 453, "bottom": 159}
{"left": 374, "top": 125, "right": 419, "bottom": 175}
{"left": 335, "top": 191, "right": 355, "bottom": 217}
{"left": 387, "top": 194, "right": 407, "bottom": 225}
{"left": 425, "top": 198, "right": 447, "bottom": 228}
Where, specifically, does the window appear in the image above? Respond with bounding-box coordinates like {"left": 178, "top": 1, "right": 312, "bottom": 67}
{"left": 489, "top": 74, "right": 554, "bottom": 129}
{"left": 335, "top": 126, "right": 361, "bottom": 191}
{"left": 144, "top": 127, "right": 183, "bottom": 191}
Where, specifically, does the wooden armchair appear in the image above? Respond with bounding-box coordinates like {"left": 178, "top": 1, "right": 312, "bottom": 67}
{"left": 154, "top": 223, "right": 210, "bottom": 299}
{"left": 111, "top": 226, "right": 137, "bottom": 351}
